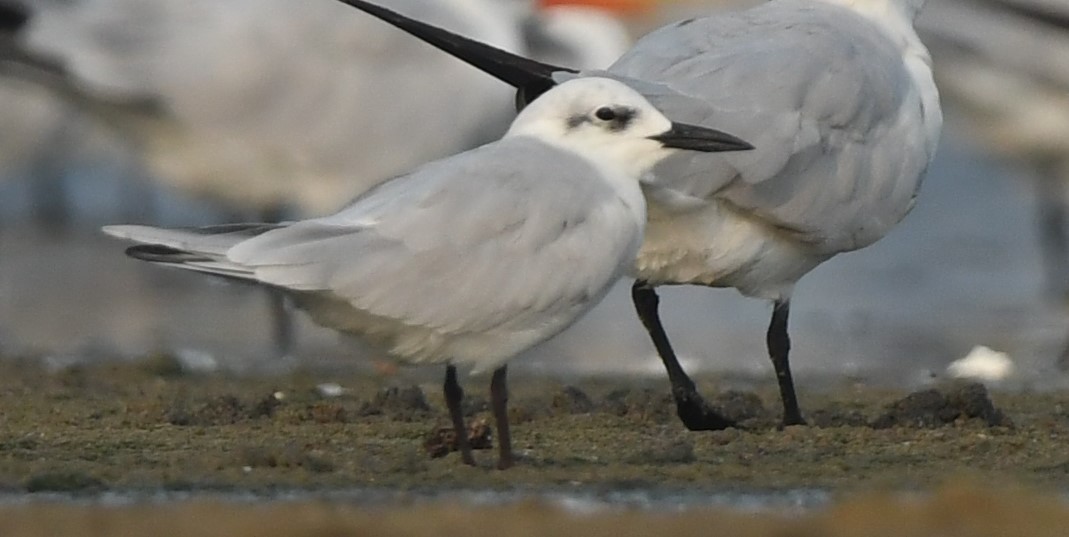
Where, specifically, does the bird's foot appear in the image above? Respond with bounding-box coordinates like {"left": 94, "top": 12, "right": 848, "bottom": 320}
{"left": 496, "top": 454, "right": 514, "bottom": 471}
{"left": 672, "top": 387, "right": 737, "bottom": 431}
{"left": 780, "top": 404, "right": 807, "bottom": 428}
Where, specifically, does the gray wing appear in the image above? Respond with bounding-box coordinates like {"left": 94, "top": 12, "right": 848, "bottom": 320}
{"left": 17, "top": 0, "right": 521, "bottom": 214}
{"left": 605, "top": 0, "right": 940, "bottom": 252}
{"left": 227, "top": 138, "right": 642, "bottom": 335}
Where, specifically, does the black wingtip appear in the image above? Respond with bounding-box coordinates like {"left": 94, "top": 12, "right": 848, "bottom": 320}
{"left": 125, "top": 244, "right": 208, "bottom": 264}
{"left": 336, "top": 0, "right": 574, "bottom": 107}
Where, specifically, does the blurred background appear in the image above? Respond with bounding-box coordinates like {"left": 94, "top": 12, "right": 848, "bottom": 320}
{"left": 0, "top": 0, "right": 1065, "bottom": 388}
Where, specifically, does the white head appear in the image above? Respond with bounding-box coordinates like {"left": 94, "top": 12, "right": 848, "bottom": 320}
{"left": 506, "top": 77, "right": 751, "bottom": 178}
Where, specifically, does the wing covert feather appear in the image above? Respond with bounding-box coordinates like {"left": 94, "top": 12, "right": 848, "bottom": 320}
{"left": 604, "top": 0, "right": 936, "bottom": 250}
{"left": 228, "top": 138, "right": 642, "bottom": 335}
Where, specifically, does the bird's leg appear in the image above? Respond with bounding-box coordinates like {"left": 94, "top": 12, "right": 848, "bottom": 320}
{"left": 489, "top": 365, "right": 513, "bottom": 470}
{"left": 631, "top": 280, "right": 736, "bottom": 431}
{"left": 1057, "top": 340, "right": 1069, "bottom": 372}
{"left": 444, "top": 364, "right": 476, "bottom": 466}
{"left": 27, "top": 152, "right": 70, "bottom": 235}
{"left": 1034, "top": 174, "right": 1069, "bottom": 299}
{"left": 767, "top": 300, "right": 805, "bottom": 426}
{"left": 260, "top": 204, "right": 296, "bottom": 359}
{"left": 266, "top": 291, "right": 295, "bottom": 359}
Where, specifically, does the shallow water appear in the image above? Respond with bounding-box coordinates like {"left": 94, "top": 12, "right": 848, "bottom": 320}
{"left": 0, "top": 487, "right": 831, "bottom": 513}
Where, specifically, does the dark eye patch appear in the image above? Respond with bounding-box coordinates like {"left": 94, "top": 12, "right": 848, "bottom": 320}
{"left": 603, "top": 107, "right": 636, "bottom": 132}
{"left": 566, "top": 107, "right": 637, "bottom": 132}
{"left": 595, "top": 107, "right": 616, "bottom": 121}
{"left": 567, "top": 114, "right": 590, "bottom": 129}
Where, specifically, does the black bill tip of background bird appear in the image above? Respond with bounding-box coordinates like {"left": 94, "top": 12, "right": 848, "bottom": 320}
{"left": 651, "top": 122, "right": 755, "bottom": 153}
{"left": 335, "top": 0, "right": 572, "bottom": 107}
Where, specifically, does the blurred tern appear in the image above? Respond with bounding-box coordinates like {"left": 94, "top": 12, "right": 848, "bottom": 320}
{"left": 1, "top": 0, "right": 524, "bottom": 217}
{"left": 340, "top": 0, "right": 943, "bottom": 428}
{"left": 917, "top": 0, "right": 1069, "bottom": 368}
{"left": 103, "top": 77, "right": 752, "bottom": 468}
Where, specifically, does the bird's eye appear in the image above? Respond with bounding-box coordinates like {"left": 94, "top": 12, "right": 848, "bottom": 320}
{"left": 595, "top": 107, "right": 616, "bottom": 121}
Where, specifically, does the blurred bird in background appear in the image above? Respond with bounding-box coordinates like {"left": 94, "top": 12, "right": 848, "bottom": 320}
{"left": 917, "top": 0, "right": 1069, "bottom": 369}
{"left": 0, "top": 0, "right": 633, "bottom": 362}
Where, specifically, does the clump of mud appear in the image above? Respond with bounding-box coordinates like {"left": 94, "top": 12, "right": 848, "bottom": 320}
{"left": 240, "top": 443, "right": 335, "bottom": 474}
{"left": 871, "top": 382, "right": 1011, "bottom": 429}
{"left": 166, "top": 392, "right": 283, "bottom": 426}
{"left": 357, "top": 385, "right": 431, "bottom": 421}
{"left": 601, "top": 387, "right": 676, "bottom": 423}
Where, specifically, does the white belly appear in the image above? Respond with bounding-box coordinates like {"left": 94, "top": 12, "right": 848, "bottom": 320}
{"left": 633, "top": 199, "right": 831, "bottom": 301}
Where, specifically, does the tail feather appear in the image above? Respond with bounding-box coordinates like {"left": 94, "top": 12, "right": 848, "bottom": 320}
{"left": 104, "top": 223, "right": 285, "bottom": 283}
{"left": 124, "top": 244, "right": 211, "bottom": 263}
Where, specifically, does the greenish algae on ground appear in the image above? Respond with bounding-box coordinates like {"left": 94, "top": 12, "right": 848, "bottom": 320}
{"left": 0, "top": 357, "right": 1065, "bottom": 493}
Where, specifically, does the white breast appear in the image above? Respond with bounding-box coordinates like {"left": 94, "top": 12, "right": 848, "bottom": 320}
{"left": 634, "top": 196, "right": 832, "bottom": 301}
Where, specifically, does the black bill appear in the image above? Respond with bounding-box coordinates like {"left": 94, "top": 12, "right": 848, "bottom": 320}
{"left": 335, "top": 0, "right": 570, "bottom": 107}
{"left": 650, "top": 122, "right": 754, "bottom": 153}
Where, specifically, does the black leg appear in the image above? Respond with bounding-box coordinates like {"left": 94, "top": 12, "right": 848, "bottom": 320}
{"left": 490, "top": 365, "right": 513, "bottom": 470}
{"left": 28, "top": 158, "right": 70, "bottom": 235}
{"left": 1034, "top": 175, "right": 1069, "bottom": 299}
{"left": 266, "top": 291, "right": 295, "bottom": 359}
{"left": 260, "top": 205, "right": 296, "bottom": 359}
{"left": 27, "top": 116, "right": 78, "bottom": 235}
{"left": 1057, "top": 340, "right": 1069, "bottom": 372}
{"left": 767, "top": 300, "right": 805, "bottom": 426}
{"left": 631, "top": 280, "right": 736, "bottom": 431}
{"left": 444, "top": 364, "right": 475, "bottom": 466}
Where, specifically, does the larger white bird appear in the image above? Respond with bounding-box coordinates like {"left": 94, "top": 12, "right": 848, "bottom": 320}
{"left": 103, "top": 77, "right": 752, "bottom": 469}
{"left": 339, "top": 0, "right": 943, "bottom": 428}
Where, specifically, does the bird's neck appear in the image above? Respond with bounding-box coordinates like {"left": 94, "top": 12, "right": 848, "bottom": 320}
{"left": 815, "top": 0, "right": 926, "bottom": 48}
{"left": 815, "top": 0, "right": 926, "bottom": 22}
{"left": 815, "top": 0, "right": 941, "bottom": 158}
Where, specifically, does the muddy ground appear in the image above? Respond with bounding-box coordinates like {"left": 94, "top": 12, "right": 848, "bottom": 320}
{"left": 0, "top": 356, "right": 1065, "bottom": 493}
{"left": 1, "top": 357, "right": 1069, "bottom": 535}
